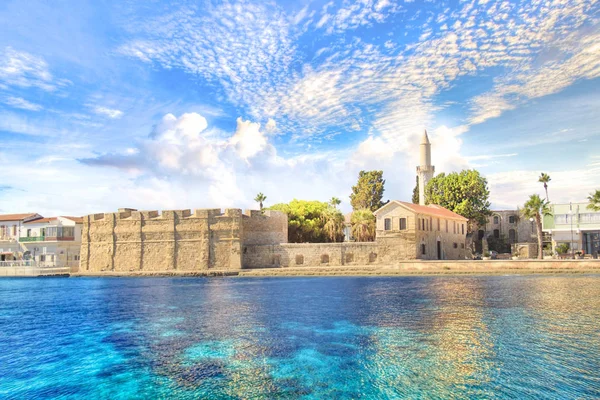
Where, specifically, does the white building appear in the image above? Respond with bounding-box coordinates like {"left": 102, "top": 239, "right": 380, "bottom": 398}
{"left": 19, "top": 216, "right": 83, "bottom": 268}
{"left": 0, "top": 213, "right": 43, "bottom": 261}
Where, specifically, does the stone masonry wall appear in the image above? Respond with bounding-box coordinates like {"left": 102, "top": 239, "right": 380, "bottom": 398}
{"left": 242, "top": 242, "right": 380, "bottom": 268}
{"left": 81, "top": 208, "right": 287, "bottom": 272}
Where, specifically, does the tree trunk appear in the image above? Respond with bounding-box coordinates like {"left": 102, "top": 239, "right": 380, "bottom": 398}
{"left": 536, "top": 214, "right": 543, "bottom": 260}
{"left": 544, "top": 184, "right": 549, "bottom": 202}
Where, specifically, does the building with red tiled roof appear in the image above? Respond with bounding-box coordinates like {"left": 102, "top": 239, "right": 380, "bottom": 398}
{"left": 373, "top": 200, "right": 468, "bottom": 260}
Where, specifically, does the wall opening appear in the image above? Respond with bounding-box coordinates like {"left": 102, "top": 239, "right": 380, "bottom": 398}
{"left": 295, "top": 254, "right": 304, "bottom": 265}
{"left": 369, "top": 252, "right": 377, "bottom": 263}
{"left": 321, "top": 254, "right": 329, "bottom": 264}
{"left": 345, "top": 253, "right": 354, "bottom": 263}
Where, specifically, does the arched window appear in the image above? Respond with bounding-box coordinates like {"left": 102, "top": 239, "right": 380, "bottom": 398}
{"left": 493, "top": 216, "right": 499, "bottom": 224}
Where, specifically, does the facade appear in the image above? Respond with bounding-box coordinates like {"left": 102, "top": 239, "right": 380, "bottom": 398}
{"left": 374, "top": 201, "right": 468, "bottom": 260}
{"left": 0, "top": 213, "right": 42, "bottom": 261}
{"left": 20, "top": 216, "right": 83, "bottom": 268}
{"left": 543, "top": 202, "right": 600, "bottom": 256}
{"left": 417, "top": 130, "right": 435, "bottom": 206}
{"left": 474, "top": 210, "right": 537, "bottom": 253}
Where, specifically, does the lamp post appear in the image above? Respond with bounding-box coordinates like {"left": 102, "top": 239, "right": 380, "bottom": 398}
{"left": 569, "top": 203, "right": 574, "bottom": 259}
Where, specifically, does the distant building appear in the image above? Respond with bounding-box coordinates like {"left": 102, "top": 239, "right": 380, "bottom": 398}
{"left": 543, "top": 202, "right": 600, "bottom": 256}
{"left": 0, "top": 213, "right": 42, "bottom": 261}
{"left": 19, "top": 216, "right": 83, "bottom": 268}
{"left": 474, "top": 210, "right": 537, "bottom": 253}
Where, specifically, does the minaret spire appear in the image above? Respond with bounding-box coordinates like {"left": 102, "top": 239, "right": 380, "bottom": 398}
{"left": 417, "top": 129, "right": 435, "bottom": 205}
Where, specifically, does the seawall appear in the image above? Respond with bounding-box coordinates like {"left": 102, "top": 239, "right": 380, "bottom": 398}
{"left": 71, "top": 260, "right": 600, "bottom": 277}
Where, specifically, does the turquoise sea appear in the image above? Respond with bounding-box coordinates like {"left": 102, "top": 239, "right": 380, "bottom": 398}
{"left": 0, "top": 276, "right": 599, "bottom": 399}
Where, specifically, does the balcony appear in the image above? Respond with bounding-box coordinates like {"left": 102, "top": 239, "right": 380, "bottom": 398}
{"left": 20, "top": 236, "right": 45, "bottom": 242}
{"left": 20, "top": 236, "right": 75, "bottom": 242}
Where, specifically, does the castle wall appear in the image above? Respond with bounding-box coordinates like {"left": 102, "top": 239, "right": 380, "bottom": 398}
{"left": 81, "top": 208, "right": 287, "bottom": 272}
{"left": 242, "top": 242, "right": 380, "bottom": 268}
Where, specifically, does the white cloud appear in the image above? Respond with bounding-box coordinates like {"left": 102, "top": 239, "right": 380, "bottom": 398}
{"left": 92, "top": 106, "right": 124, "bottom": 119}
{"left": 2, "top": 96, "right": 42, "bottom": 111}
{"left": 0, "top": 47, "right": 69, "bottom": 91}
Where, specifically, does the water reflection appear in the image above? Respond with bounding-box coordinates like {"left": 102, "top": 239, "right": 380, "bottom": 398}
{"left": 0, "top": 276, "right": 599, "bottom": 398}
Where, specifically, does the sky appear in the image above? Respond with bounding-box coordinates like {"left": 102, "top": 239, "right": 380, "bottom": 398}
{"left": 0, "top": 0, "right": 599, "bottom": 216}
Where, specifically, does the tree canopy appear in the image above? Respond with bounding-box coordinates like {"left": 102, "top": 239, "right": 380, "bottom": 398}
{"left": 424, "top": 169, "right": 491, "bottom": 229}
{"left": 587, "top": 189, "right": 600, "bottom": 212}
{"left": 350, "top": 170, "right": 387, "bottom": 212}
{"left": 268, "top": 199, "right": 344, "bottom": 243}
{"left": 351, "top": 208, "right": 376, "bottom": 242}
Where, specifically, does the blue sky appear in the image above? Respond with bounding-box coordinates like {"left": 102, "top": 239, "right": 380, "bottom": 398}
{"left": 1, "top": 0, "right": 599, "bottom": 216}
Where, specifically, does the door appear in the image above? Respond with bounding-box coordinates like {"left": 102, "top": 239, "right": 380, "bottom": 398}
{"left": 437, "top": 241, "right": 442, "bottom": 260}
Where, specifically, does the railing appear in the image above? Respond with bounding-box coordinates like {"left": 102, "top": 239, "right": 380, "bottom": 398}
{"left": 19, "top": 236, "right": 45, "bottom": 242}
{"left": 47, "top": 236, "right": 75, "bottom": 241}
{"left": 0, "top": 260, "right": 39, "bottom": 267}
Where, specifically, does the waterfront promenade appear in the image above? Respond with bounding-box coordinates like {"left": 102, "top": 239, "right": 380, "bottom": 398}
{"left": 71, "top": 259, "right": 600, "bottom": 277}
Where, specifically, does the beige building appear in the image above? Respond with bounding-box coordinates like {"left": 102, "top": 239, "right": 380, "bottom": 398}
{"left": 374, "top": 201, "right": 468, "bottom": 260}
{"left": 473, "top": 210, "right": 537, "bottom": 253}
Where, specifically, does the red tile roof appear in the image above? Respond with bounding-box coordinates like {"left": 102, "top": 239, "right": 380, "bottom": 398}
{"left": 375, "top": 201, "right": 468, "bottom": 221}
{"left": 0, "top": 213, "right": 40, "bottom": 222}
{"left": 61, "top": 216, "right": 83, "bottom": 223}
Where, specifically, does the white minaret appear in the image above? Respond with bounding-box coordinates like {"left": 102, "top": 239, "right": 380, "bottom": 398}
{"left": 417, "top": 129, "right": 435, "bottom": 205}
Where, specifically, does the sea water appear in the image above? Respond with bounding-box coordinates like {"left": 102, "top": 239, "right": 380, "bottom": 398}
{"left": 0, "top": 276, "right": 599, "bottom": 399}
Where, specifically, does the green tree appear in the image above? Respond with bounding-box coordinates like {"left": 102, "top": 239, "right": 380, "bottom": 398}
{"left": 521, "top": 194, "right": 552, "bottom": 260}
{"left": 322, "top": 206, "right": 345, "bottom": 243}
{"left": 538, "top": 173, "right": 551, "bottom": 201}
{"left": 424, "top": 169, "right": 492, "bottom": 230}
{"left": 268, "top": 199, "right": 343, "bottom": 243}
{"left": 350, "top": 170, "right": 387, "bottom": 212}
{"left": 351, "top": 208, "right": 376, "bottom": 242}
{"left": 412, "top": 176, "right": 419, "bottom": 204}
{"left": 587, "top": 189, "right": 600, "bottom": 211}
{"left": 254, "top": 192, "right": 267, "bottom": 211}
{"left": 329, "top": 197, "right": 341, "bottom": 209}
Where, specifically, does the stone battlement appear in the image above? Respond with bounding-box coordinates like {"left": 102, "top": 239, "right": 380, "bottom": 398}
{"left": 81, "top": 208, "right": 287, "bottom": 273}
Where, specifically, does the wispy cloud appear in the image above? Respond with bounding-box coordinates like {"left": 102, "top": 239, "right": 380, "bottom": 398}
{"left": 91, "top": 106, "right": 124, "bottom": 119}
{"left": 2, "top": 96, "right": 42, "bottom": 111}
{"left": 0, "top": 47, "right": 70, "bottom": 91}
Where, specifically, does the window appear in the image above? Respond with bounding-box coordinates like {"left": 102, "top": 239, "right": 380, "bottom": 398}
{"left": 399, "top": 218, "right": 407, "bottom": 230}
{"left": 27, "top": 229, "right": 31, "bottom": 237}
{"left": 421, "top": 244, "right": 426, "bottom": 255}
{"left": 461, "top": 224, "right": 464, "bottom": 235}
{"left": 509, "top": 216, "right": 516, "bottom": 224}
{"left": 422, "top": 219, "right": 425, "bottom": 231}
{"left": 460, "top": 243, "right": 465, "bottom": 249}
{"left": 509, "top": 229, "right": 516, "bottom": 243}
{"left": 453, "top": 243, "right": 458, "bottom": 248}
{"left": 384, "top": 218, "right": 391, "bottom": 231}
{"left": 494, "top": 229, "right": 500, "bottom": 239}
{"left": 12, "top": 225, "right": 17, "bottom": 236}
{"left": 493, "top": 216, "right": 499, "bottom": 224}
{"left": 74, "top": 255, "right": 80, "bottom": 261}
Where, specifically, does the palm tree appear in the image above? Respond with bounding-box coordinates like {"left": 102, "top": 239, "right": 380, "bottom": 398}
{"left": 329, "top": 197, "right": 341, "bottom": 209}
{"left": 254, "top": 193, "right": 267, "bottom": 211}
{"left": 587, "top": 189, "right": 600, "bottom": 211}
{"left": 538, "top": 173, "right": 551, "bottom": 201}
{"left": 322, "top": 207, "right": 344, "bottom": 242}
{"left": 521, "top": 194, "right": 552, "bottom": 260}
{"left": 351, "top": 208, "right": 376, "bottom": 242}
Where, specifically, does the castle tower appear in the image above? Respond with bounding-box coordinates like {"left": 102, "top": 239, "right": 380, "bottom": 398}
{"left": 417, "top": 129, "right": 435, "bottom": 205}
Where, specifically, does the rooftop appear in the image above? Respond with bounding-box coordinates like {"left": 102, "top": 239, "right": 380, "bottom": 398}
{"left": 375, "top": 200, "right": 468, "bottom": 221}
{"left": 0, "top": 213, "right": 41, "bottom": 222}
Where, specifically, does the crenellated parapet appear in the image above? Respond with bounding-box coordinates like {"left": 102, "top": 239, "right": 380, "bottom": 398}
{"left": 81, "top": 207, "right": 288, "bottom": 272}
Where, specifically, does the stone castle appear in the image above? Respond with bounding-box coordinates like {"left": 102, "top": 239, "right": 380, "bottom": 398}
{"left": 80, "top": 131, "right": 469, "bottom": 272}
